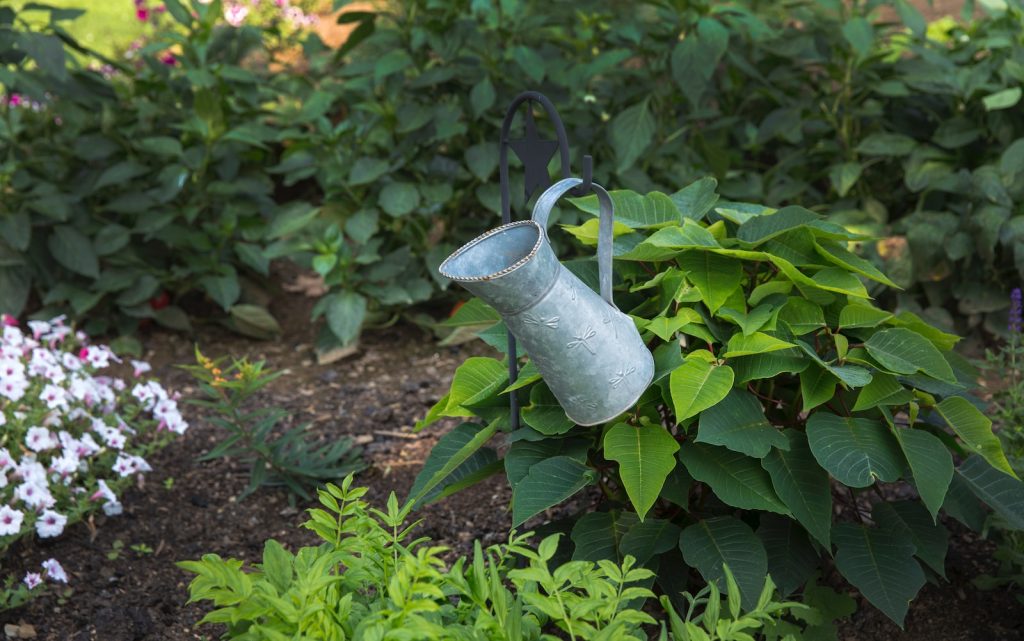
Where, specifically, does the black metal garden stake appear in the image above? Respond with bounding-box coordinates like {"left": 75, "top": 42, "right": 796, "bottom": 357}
{"left": 497, "top": 91, "right": 592, "bottom": 430}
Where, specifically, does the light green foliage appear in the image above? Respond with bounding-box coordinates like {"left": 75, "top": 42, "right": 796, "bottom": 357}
{"left": 418, "top": 178, "right": 1022, "bottom": 627}
{"left": 657, "top": 566, "right": 844, "bottom": 641}
{"left": 973, "top": 330, "right": 1024, "bottom": 602}
{"left": 182, "top": 349, "right": 366, "bottom": 500}
{"left": 180, "top": 476, "right": 661, "bottom": 641}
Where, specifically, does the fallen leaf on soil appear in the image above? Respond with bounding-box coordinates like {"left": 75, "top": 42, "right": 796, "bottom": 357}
{"left": 316, "top": 343, "right": 359, "bottom": 365}
{"left": 4, "top": 623, "right": 36, "bottom": 639}
{"left": 282, "top": 272, "right": 328, "bottom": 297}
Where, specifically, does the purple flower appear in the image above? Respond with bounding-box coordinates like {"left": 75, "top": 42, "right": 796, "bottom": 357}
{"left": 1010, "top": 288, "right": 1022, "bottom": 333}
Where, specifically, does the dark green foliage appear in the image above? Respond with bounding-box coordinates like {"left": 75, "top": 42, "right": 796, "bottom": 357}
{"left": 416, "top": 180, "right": 1024, "bottom": 627}
{"left": 0, "top": 2, "right": 303, "bottom": 337}
{"left": 183, "top": 349, "right": 366, "bottom": 500}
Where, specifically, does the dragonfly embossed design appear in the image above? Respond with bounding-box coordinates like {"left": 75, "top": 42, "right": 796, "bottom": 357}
{"left": 566, "top": 395, "right": 598, "bottom": 412}
{"left": 523, "top": 314, "right": 560, "bottom": 330}
{"left": 566, "top": 326, "right": 598, "bottom": 355}
{"left": 609, "top": 366, "right": 637, "bottom": 389}
{"left": 602, "top": 310, "right": 618, "bottom": 338}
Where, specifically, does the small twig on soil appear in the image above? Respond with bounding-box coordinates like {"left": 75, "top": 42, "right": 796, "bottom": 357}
{"left": 376, "top": 430, "right": 417, "bottom": 440}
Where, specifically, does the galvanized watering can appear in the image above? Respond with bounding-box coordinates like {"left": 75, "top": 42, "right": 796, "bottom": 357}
{"left": 439, "top": 177, "right": 655, "bottom": 426}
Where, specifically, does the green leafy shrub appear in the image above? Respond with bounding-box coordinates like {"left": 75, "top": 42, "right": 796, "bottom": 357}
{"left": 182, "top": 348, "right": 366, "bottom": 500}
{"left": 0, "top": 1, "right": 311, "bottom": 338}
{"left": 181, "top": 475, "right": 831, "bottom": 640}
{"left": 285, "top": 0, "right": 1024, "bottom": 346}
{"left": 415, "top": 179, "right": 1024, "bottom": 627}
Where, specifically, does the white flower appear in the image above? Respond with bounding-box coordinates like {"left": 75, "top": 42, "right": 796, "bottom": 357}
{"left": 16, "top": 481, "right": 55, "bottom": 509}
{"left": 22, "top": 572, "right": 42, "bottom": 590}
{"left": 35, "top": 510, "right": 67, "bottom": 538}
{"left": 0, "top": 505, "right": 24, "bottom": 536}
{"left": 130, "top": 360, "right": 152, "bottom": 377}
{"left": 0, "top": 376, "right": 27, "bottom": 401}
{"left": 92, "top": 479, "right": 121, "bottom": 516}
{"left": 113, "top": 453, "right": 151, "bottom": 477}
{"left": 224, "top": 2, "right": 249, "bottom": 26}
{"left": 26, "top": 426, "right": 58, "bottom": 452}
{"left": 27, "top": 320, "right": 50, "bottom": 340}
{"left": 39, "top": 383, "right": 69, "bottom": 410}
{"left": 164, "top": 412, "right": 189, "bottom": 435}
{"left": 0, "top": 448, "right": 14, "bottom": 473}
{"left": 41, "top": 558, "right": 67, "bottom": 583}
{"left": 0, "top": 412, "right": 5, "bottom": 426}
{"left": 15, "top": 460, "right": 47, "bottom": 486}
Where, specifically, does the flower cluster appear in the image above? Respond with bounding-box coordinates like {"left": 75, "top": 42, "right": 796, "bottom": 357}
{"left": 0, "top": 314, "right": 186, "bottom": 593}
{"left": 1, "top": 93, "right": 46, "bottom": 111}
{"left": 220, "top": 0, "right": 320, "bottom": 29}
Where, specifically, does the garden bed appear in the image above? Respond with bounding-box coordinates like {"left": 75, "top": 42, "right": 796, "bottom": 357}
{"left": 0, "top": 284, "right": 1021, "bottom": 641}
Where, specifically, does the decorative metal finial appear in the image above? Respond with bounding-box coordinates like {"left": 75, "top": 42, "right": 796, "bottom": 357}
{"left": 508, "top": 109, "right": 560, "bottom": 202}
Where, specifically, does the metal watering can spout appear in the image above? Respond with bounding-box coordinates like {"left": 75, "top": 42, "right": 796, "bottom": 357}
{"left": 439, "top": 177, "right": 655, "bottom": 426}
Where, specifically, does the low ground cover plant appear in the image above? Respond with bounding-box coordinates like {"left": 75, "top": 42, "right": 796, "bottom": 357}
{"left": 975, "top": 289, "right": 1024, "bottom": 602}
{"left": 415, "top": 178, "right": 1024, "bottom": 627}
{"left": 182, "top": 348, "right": 366, "bottom": 500}
{"left": 0, "top": 314, "right": 187, "bottom": 610}
{"left": 180, "top": 475, "right": 837, "bottom": 640}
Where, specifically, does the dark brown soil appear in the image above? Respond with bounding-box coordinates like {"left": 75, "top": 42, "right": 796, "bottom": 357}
{"left": 1, "top": 279, "right": 1022, "bottom": 640}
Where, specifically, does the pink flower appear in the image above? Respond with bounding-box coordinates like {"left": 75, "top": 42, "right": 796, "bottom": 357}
{"left": 0, "top": 314, "right": 16, "bottom": 327}
{"left": 7, "top": 94, "right": 22, "bottom": 107}
{"left": 22, "top": 573, "right": 42, "bottom": 590}
{"left": 160, "top": 53, "right": 177, "bottom": 66}
{"left": 78, "top": 347, "right": 88, "bottom": 360}
{"left": 224, "top": 3, "right": 249, "bottom": 26}
{"left": 136, "top": 8, "right": 149, "bottom": 21}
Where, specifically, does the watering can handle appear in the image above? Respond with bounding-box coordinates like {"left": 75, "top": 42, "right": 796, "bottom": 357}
{"left": 531, "top": 177, "right": 615, "bottom": 307}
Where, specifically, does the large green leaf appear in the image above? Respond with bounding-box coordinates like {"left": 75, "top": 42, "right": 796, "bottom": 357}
{"left": 199, "top": 275, "right": 240, "bottom": 311}
{"left": 680, "top": 517, "right": 768, "bottom": 611}
{"left": 678, "top": 443, "right": 789, "bottom": 514}
{"left": 678, "top": 251, "right": 742, "bottom": 313}
{"left": 722, "top": 332, "right": 796, "bottom": 358}
{"left": 832, "top": 523, "right": 925, "bottom": 627}
{"left": 873, "top": 501, "right": 948, "bottom": 578}
{"left": 408, "top": 422, "right": 499, "bottom": 506}
{"left": 669, "top": 177, "right": 719, "bottom": 220}
{"left": 408, "top": 420, "right": 500, "bottom": 506}
{"left": 814, "top": 240, "right": 898, "bottom": 288}
{"left": 852, "top": 374, "right": 913, "bottom": 411}
{"left": 325, "top": 291, "right": 367, "bottom": 346}
{"left": 512, "top": 456, "right": 596, "bottom": 526}
{"left": 935, "top": 396, "right": 1015, "bottom": 478}
{"left": 610, "top": 98, "right": 655, "bottom": 173}
{"left": 957, "top": 455, "right": 1024, "bottom": 530}
{"left": 695, "top": 388, "right": 786, "bottom": 458}
{"left": 762, "top": 430, "right": 832, "bottom": 548}
{"left": 799, "top": 364, "right": 838, "bottom": 412}
{"left": 443, "top": 357, "right": 508, "bottom": 417}
{"left": 893, "top": 428, "right": 953, "bottom": 521}
{"left": 604, "top": 423, "right": 679, "bottom": 520}
{"left": 757, "top": 514, "right": 819, "bottom": 596}
{"left": 378, "top": 182, "right": 420, "bottom": 217}
{"left": 864, "top": 328, "right": 955, "bottom": 383}
{"left": 736, "top": 206, "right": 820, "bottom": 244}
{"left": 48, "top": 225, "right": 99, "bottom": 278}
{"left": 570, "top": 511, "right": 637, "bottom": 562}
{"left": 777, "top": 298, "right": 825, "bottom": 335}
{"left": 669, "top": 359, "right": 734, "bottom": 422}
{"left": 504, "top": 438, "right": 588, "bottom": 488}
{"left": 806, "top": 412, "right": 903, "bottom": 487}
{"left": 570, "top": 189, "right": 681, "bottom": 228}
{"left": 621, "top": 518, "right": 682, "bottom": 564}
{"left": 521, "top": 383, "right": 574, "bottom": 435}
